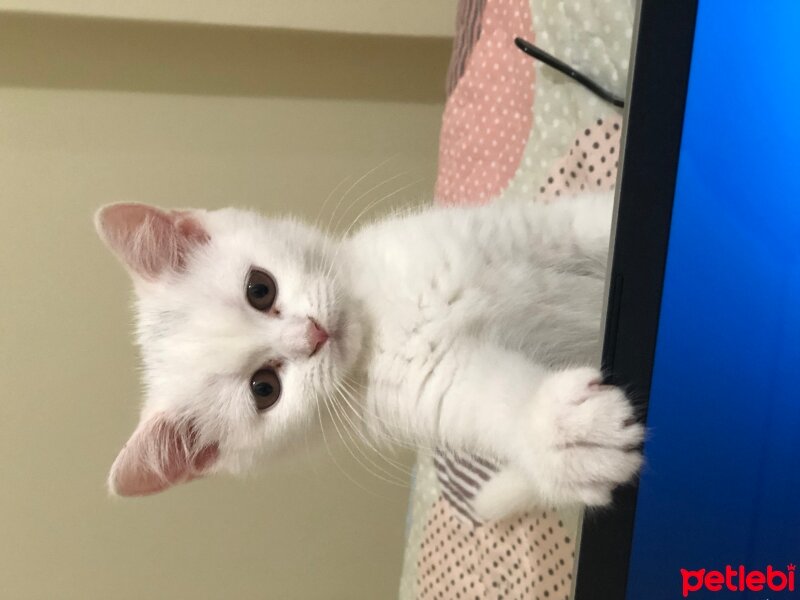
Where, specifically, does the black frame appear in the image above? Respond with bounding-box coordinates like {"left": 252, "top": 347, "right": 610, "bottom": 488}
{"left": 572, "top": 1, "right": 698, "bottom": 598}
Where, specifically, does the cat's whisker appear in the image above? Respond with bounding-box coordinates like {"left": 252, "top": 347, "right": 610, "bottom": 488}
{"left": 323, "top": 386, "right": 408, "bottom": 487}
{"left": 337, "top": 376, "right": 405, "bottom": 446}
{"left": 325, "top": 179, "right": 424, "bottom": 280}
{"left": 313, "top": 174, "right": 351, "bottom": 231}
{"left": 338, "top": 376, "right": 435, "bottom": 454}
{"left": 318, "top": 161, "right": 407, "bottom": 279}
{"left": 324, "top": 155, "right": 398, "bottom": 236}
{"left": 329, "top": 396, "right": 411, "bottom": 485}
{"left": 342, "top": 374, "right": 368, "bottom": 391}
{"left": 331, "top": 380, "right": 415, "bottom": 479}
{"left": 321, "top": 173, "right": 411, "bottom": 280}
{"left": 300, "top": 388, "right": 316, "bottom": 473}
{"left": 330, "top": 171, "right": 410, "bottom": 234}
{"left": 313, "top": 384, "right": 339, "bottom": 468}
{"left": 343, "top": 178, "right": 422, "bottom": 239}
{"left": 314, "top": 382, "right": 396, "bottom": 498}
{"left": 328, "top": 380, "right": 408, "bottom": 480}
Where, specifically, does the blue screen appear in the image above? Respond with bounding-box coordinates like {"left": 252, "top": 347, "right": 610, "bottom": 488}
{"left": 624, "top": 2, "right": 800, "bottom": 599}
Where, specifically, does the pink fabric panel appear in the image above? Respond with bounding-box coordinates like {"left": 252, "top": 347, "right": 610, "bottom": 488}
{"left": 435, "top": 0, "right": 535, "bottom": 206}
{"left": 416, "top": 498, "right": 575, "bottom": 599}
{"left": 540, "top": 115, "right": 623, "bottom": 202}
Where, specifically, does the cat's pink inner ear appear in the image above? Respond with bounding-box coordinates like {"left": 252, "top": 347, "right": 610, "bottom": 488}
{"left": 94, "top": 203, "right": 209, "bottom": 279}
{"left": 108, "top": 415, "right": 219, "bottom": 497}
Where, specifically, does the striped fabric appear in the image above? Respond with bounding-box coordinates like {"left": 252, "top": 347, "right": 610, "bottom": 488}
{"left": 445, "top": 0, "right": 486, "bottom": 96}
{"left": 433, "top": 450, "right": 499, "bottom": 525}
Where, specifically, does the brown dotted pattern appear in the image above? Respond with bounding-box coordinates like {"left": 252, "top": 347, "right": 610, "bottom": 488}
{"left": 539, "top": 115, "right": 622, "bottom": 201}
{"left": 415, "top": 498, "right": 575, "bottom": 600}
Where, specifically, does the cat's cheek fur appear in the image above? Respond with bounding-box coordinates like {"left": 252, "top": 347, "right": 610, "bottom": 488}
{"left": 209, "top": 354, "right": 345, "bottom": 476}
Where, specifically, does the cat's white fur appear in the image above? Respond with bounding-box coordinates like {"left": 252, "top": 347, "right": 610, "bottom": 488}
{"left": 96, "top": 192, "right": 643, "bottom": 517}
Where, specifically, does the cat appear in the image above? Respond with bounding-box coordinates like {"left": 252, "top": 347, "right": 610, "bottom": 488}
{"left": 94, "top": 192, "right": 643, "bottom": 519}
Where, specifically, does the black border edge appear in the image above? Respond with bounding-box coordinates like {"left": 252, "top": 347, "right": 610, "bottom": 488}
{"left": 572, "top": 1, "right": 698, "bottom": 599}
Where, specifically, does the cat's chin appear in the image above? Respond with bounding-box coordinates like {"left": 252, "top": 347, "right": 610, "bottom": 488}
{"left": 324, "top": 305, "right": 364, "bottom": 375}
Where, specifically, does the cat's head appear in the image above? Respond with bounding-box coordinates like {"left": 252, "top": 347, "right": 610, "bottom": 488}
{"left": 95, "top": 203, "right": 362, "bottom": 496}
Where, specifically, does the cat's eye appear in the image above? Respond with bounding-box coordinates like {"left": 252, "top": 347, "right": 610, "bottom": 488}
{"left": 250, "top": 368, "right": 281, "bottom": 411}
{"left": 246, "top": 268, "right": 277, "bottom": 312}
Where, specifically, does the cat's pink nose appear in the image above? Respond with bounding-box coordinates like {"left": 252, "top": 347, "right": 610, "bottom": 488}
{"left": 307, "top": 317, "right": 329, "bottom": 357}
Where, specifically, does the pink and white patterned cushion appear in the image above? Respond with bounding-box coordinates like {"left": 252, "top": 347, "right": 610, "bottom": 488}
{"left": 400, "top": 0, "right": 635, "bottom": 598}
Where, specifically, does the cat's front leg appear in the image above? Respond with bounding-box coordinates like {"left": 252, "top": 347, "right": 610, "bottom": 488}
{"left": 382, "top": 341, "right": 643, "bottom": 508}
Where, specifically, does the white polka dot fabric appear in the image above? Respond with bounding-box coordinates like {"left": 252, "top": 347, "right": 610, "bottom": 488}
{"left": 501, "top": 0, "right": 633, "bottom": 201}
{"left": 400, "top": 1, "right": 635, "bottom": 598}
{"left": 417, "top": 500, "right": 577, "bottom": 600}
{"left": 435, "top": 0, "right": 535, "bottom": 205}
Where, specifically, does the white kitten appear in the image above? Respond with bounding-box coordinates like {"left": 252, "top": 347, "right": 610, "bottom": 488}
{"left": 95, "top": 193, "right": 642, "bottom": 516}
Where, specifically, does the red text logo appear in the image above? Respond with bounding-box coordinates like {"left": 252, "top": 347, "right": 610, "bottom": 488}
{"left": 681, "top": 564, "right": 796, "bottom": 597}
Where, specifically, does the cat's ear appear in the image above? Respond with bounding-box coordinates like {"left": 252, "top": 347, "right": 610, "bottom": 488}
{"left": 94, "top": 203, "right": 209, "bottom": 279}
{"left": 108, "top": 414, "right": 219, "bottom": 497}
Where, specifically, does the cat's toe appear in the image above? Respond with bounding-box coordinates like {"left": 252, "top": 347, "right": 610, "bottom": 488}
{"left": 539, "top": 368, "right": 643, "bottom": 449}
{"left": 526, "top": 367, "right": 645, "bottom": 506}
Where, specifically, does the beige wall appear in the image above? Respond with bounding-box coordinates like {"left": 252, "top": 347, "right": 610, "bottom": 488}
{"left": 0, "top": 0, "right": 458, "bottom": 37}
{"left": 0, "top": 13, "right": 450, "bottom": 600}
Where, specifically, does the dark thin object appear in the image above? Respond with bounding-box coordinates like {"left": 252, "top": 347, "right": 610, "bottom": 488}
{"left": 514, "top": 36, "right": 625, "bottom": 108}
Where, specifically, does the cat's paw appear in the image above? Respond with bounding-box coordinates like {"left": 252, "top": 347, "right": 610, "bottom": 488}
{"left": 524, "top": 367, "right": 644, "bottom": 506}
